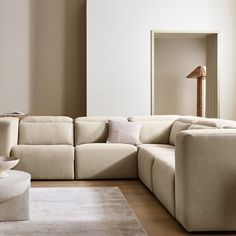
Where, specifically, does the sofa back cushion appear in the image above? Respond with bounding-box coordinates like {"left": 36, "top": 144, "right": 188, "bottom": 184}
{"left": 128, "top": 115, "right": 178, "bottom": 144}
{"left": 219, "top": 119, "right": 236, "bottom": 128}
{"left": 19, "top": 116, "right": 73, "bottom": 145}
{"left": 194, "top": 118, "right": 222, "bottom": 128}
{"left": 169, "top": 117, "right": 202, "bottom": 146}
{"left": 188, "top": 124, "right": 217, "bottom": 130}
{"left": 74, "top": 117, "right": 126, "bottom": 145}
{"left": 169, "top": 116, "right": 224, "bottom": 145}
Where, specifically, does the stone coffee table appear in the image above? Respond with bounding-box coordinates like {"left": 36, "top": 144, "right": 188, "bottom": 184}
{"left": 0, "top": 170, "right": 31, "bottom": 221}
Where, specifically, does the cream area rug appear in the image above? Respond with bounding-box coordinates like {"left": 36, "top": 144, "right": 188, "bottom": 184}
{"left": 0, "top": 187, "right": 147, "bottom": 236}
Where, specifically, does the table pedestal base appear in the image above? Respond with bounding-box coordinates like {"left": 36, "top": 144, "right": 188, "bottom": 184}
{"left": 0, "top": 187, "right": 30, "bottom": 221}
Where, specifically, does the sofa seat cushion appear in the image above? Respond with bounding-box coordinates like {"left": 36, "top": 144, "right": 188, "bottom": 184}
{"left": 137, "top": 144, "right": 174, "bottom": 192}
{"left": 11, "top": 145, "right": 74, "bottom": 180}
{"left": 75, "top": 143, "right": 137, "bottom": 179}
{"left": 152, "top": 149, "right": 175, "bottom": 217}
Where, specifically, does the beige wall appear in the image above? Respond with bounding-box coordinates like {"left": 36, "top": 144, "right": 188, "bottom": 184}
{"left": 154, "top": 38, "right": 206, "bottom": 116}
{"left": 0, "top": 0, "right": 86, "bottom": 117}
{"left": 0, "top": 0, "right": 30, "bottom": 114}
{"left": 1, "top": 0, "right": 236, "bottom": 119}
{"left": 87, "top": 0, "right": 236, "bottom": 119}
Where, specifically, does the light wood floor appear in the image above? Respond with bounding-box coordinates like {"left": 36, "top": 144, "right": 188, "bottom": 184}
{"left": 31, "top": 180, "right": 235, "bottom": 236}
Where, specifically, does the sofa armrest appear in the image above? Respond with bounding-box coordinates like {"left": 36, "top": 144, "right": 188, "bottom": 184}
{"left": 175, "top": 129, "right": 236, "bottom": 232}
{"left": 0, "top": 117, "right": 19, "bottom": 156}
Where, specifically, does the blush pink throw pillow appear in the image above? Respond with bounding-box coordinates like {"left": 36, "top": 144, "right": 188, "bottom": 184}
{"left": 107, "top": 120, "right": 141, "bottom": 145}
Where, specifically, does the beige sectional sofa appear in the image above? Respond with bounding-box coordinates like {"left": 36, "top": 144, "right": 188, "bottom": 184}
{"left": 1, "top": 115, "right": 236, "bottom": 232}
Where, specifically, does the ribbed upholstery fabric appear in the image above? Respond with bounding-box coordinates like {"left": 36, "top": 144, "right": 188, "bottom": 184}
{"left": 75, "top": 116, "right": 126, "bottom": 122}
{"left": 137, "top": 144, "right": 175, "bottom": 215}
{"left": 175, "top": 129, "right": 236, "bottom": 231}
{"left": 169, "top": 121, "right": 191, "bottom": 145}
{"left": 137, "top": 144, "right": 173, "bottom": 192}
{"left": 75, "top": 121, "right": 108, "bottom": 144}
{"left": 19, "top": 116, "right": 73, "bottom": 145}
{"left": 74, "top": 116, "right": 127, "bottom": 145}
{"left": 152, "top": 148, "right": 175, "bottom": 217}
{"left": 2, "top": 115, "right": 236, "bottom": 231}
{"left": 129, "top": 116, "right": 178, "bottom": 144}
{"left": 15, "top": 116, "right": 74, "bottom": 180}
{"left": 11, "top": 145, "right": 74, "bottom": 180}
{"left": 0, "top": 117, "right": 19, "bottom": 156}
{"left": 169, "top": 117, "right": 201, "bottom": 146}
{"left": 128, "top": 115, "right": 179, "bottom": 122}
{"left": 75, "top": 143, "right": 137, "bottom": 179}
{"left": 20, "top": 116, "right": 72, "bottom": 123}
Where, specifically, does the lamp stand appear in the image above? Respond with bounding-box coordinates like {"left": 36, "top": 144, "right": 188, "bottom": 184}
{"left": 197, "top": 77, "right": 205, "bottom": 117}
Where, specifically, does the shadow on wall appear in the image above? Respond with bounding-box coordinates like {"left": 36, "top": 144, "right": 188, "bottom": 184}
{"left": 29, "top": 0, "right": 86, "bottom": 118}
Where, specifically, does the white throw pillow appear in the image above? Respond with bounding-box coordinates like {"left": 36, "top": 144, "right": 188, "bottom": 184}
{"left": 107, "top": 120, "right": 141, "bottom": 145}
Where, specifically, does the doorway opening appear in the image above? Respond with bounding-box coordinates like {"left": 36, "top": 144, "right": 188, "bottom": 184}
{"left": 151, "top": 31, "right": 219, "bottom": 118}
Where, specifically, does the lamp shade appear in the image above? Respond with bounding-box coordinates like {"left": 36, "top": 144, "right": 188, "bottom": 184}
{"left": 187, "top": 66, "right": 206, "bottom": 79}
